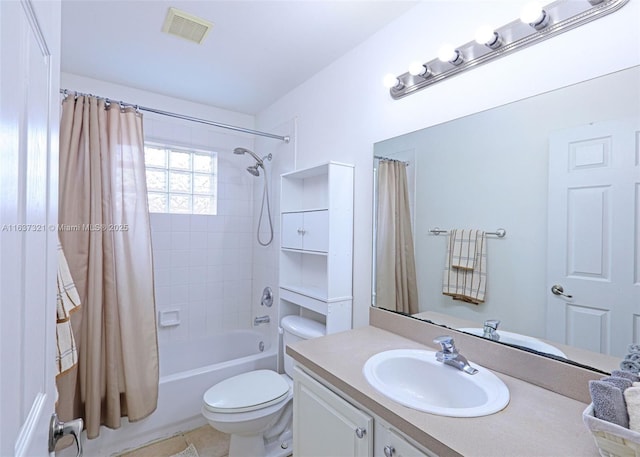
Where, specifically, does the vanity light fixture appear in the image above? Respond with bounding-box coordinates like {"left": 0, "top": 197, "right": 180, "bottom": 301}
{"left": 385, "top": 0, "right": 630, "bottom": 100}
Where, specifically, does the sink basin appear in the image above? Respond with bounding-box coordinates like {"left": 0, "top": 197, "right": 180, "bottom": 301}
{"left": 457, "top": 328, "right": 567, "bottom": 358}
{"left": 363, "top": 349, "right": 509, "bottom": 417}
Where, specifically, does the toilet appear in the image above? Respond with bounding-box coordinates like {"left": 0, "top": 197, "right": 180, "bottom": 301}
{"left": 202, "top": 315, "right": 326, "bottom": 457}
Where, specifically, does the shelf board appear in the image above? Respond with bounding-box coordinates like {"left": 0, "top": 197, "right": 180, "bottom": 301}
{"left": 281, "top": 207, "right": 329, "bottom": 214}
{"left": 281, "top": 247, "right": 328, "bottom": 256}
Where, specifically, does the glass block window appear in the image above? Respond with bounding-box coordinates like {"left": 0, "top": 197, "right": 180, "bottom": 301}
{"left": 144, "top": 143, "right": 218, "bottom": 215}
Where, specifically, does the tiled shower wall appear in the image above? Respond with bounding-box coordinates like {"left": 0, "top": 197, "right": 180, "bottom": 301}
{"left": 145, "top": 115, "right": 256, "bottom": 345}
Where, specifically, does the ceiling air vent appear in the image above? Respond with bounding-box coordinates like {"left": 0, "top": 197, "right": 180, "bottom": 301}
{"left": 162, "top": 7, "right": 213, "bottom": 44}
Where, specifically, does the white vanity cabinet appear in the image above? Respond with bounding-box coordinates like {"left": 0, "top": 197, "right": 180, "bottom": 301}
{"left": 293, "top": 366, "right": 434, "bottom": 457}
{"left": 294, "top": 367, "right": 373, "bottom": 456}
{"left": 279, "top": 162, "right": 354, "bottom": 334}
{"left": 375, "top": 427, "right": 434, "bottom": 457}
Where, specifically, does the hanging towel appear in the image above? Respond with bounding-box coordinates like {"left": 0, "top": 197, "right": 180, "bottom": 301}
{"left": 443, "top": 229, "right": 487, "bottom": 304}
{"left": 56, "top": 237, "right": 81, "bottom": 376}
{"left": 450, "top": 229, "right": 478, "bottom": 270}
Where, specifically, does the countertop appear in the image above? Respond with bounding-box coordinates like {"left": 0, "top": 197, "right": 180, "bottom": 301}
{"left": 414, "top": 310, "right": 620, "bottom": 374}
{"left": 287, "top": 325, "right": 599, "bottom": 457}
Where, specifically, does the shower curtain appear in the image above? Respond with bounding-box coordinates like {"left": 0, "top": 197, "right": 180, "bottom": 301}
{"left": 376, "top": 159, "right": 419, "bottom": 314}
{"left": 56, "top": 95, "right": 158, "bottom": 439}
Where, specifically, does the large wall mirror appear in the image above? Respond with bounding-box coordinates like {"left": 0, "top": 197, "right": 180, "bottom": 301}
{"left": 372, "top": 65, "right": 640, "bottom": 373}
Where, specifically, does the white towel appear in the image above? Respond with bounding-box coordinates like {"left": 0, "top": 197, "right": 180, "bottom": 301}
{"left": 450, "top": 229, "right": 477, "bottom": 270}
{"left": 56, "top": 237, "right": 81, "bottom": 376}
{"left": 624, "top": 384, "right": 640, "bottom": 432}
{"left": 443, "top": 229, "right": 487, "bottom": 304}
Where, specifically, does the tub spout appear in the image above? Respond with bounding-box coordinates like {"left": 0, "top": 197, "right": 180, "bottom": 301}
{"left": 254, "top": 315, "right": 270, "bottom": 326}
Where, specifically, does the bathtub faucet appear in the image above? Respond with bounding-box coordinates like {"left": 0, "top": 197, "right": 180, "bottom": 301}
{"left": 254, "top": 315, "right": 270, "bottom": 326}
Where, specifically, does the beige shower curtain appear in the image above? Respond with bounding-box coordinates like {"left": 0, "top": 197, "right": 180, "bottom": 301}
{"left": 376, "top": 159, "right": 419, "bottom": 314}
{"left": 56, "top": 95, "right": 158, "bottom": 439}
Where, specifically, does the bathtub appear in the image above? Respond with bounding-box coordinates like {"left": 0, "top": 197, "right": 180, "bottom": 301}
{"left": 76, "top": 329, "right": 277, "bottom": 456}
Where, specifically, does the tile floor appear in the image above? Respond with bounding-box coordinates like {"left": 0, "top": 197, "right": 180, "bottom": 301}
{"left": 117, "top": 425, "right": 230, "bottom": 457}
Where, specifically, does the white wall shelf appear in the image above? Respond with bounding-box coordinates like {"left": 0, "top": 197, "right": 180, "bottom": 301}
{"left": 279, "top": 161, "right": 354, "bottom": 334}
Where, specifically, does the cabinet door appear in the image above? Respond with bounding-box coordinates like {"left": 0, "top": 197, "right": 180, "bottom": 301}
{"left": 301, "top": 210, "right": 329, "bottom": 252}
{"left": 294, "top": 367, "right": 372, "bottom": 457}
{"left": 380, "top": 429, "right": 433, "bottom": 457}
{"left": 282, "top": 212, "right": 304, "bottom": 249}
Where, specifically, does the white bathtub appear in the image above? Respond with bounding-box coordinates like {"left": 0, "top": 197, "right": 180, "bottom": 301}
{"left": 76, "top": 330, "right": 277, "bottom": 457}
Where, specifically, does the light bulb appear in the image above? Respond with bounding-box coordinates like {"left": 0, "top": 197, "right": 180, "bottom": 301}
{"left": 520, "top": 1, "right": 548, "bottom": 28}
{"left": 383, "top": 74, "right": 402, "bottom": 89}
{"left": 475, "top": 26, "right": 500, "bottom": 48}
{"left": 438, "top": 44, "right": 463, "bottom": 65}
{"left": 408, "top": 61, "right": 430, "bottom": 77}
{"left": 437, "top": 44, "right": 457, "bottom": 63}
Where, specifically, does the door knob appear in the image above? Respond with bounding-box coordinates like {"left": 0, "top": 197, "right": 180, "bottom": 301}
{"left": 49, "top": 413, "right": 83, "bottom": 456}
{"left": 384, "top": 445, "right": 396, "bottom": 457}
{"left": 355, "top": 427, "right": 366, "bottom": 439}
{"left": 551, "top": 284, "right": 573, "bottom": 298}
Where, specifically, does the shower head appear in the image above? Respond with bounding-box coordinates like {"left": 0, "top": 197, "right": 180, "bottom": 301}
{"left": 233, "top": 147, "right": 263, "bottom": 165}
{"left": 233, "top": 147, "right": 273, "bottom": 177}
{"left": 246, "top": 165, "right": 261, "bottom": 177}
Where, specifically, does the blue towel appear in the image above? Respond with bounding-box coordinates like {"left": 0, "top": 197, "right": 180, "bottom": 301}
{"left": 589, "top": 380, "right": 629, "bottom": 428}
{"left": 612, "top": 370, "right": 640, "bottom": 383}
{"left": 620, "top": 359, "right": 640, "bottom": 374}
{"left": 602, "top": 376, "right": 633, "bottom": 391}
{"left": 626, "top": 353, "right": 640, "bottom": 362}
{"left": 629, "top": 344, "right": 640, "bottom": 354}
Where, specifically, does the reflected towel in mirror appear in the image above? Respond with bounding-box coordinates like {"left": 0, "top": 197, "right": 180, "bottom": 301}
{"left": 442, "top": 229, "right": 486, "bottom": 304}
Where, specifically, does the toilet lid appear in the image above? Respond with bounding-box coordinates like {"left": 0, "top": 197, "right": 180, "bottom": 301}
{"left": 203, "top": 369, "right": 290, "bottom": 413}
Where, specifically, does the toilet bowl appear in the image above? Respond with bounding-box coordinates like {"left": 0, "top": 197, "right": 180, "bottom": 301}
{"left": 202, "top": 315, "right": 325, "bottom": 457}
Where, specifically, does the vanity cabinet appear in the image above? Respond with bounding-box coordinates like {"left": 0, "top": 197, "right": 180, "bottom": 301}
{"left": 293, "top": 365, "right": 434, "bottom": 457}
{"left": 279, "top": 162, "right": 354, "bottom": 334}
{"left": 375, "top": 427, "right": 434, "bottom": 457}
{"left": 294, "top": 367, "right": 372, "bottom": 456}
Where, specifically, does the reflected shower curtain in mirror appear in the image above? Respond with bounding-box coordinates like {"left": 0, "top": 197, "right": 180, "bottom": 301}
{"left": 56, "top": 96, "right": 158, "bottom": 439}
{"left": 376, "top": 160, "right": 419, "bottom": 314}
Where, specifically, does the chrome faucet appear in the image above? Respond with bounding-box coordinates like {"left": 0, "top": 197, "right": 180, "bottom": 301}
{"left": 482, "top": 319, "right": 501, "bottom": 341}
{"left": 254, "top": 315, "right": 270, "bottom": 326}
{"left": 433, "top": 335, "right": 478, "bottom": 375}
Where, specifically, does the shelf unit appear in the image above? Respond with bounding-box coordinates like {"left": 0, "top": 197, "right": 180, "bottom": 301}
{"left": 279, "top": 161, "right": 354, "bottom": 334}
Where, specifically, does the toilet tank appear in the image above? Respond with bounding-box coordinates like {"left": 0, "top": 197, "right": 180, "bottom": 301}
{"left": 281, "top": 315, "right": 326, "bottom": 377}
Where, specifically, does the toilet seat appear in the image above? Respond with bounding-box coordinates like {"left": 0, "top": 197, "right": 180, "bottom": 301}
{"left": 203, "top": 369, "right": 290, "bottom": 413}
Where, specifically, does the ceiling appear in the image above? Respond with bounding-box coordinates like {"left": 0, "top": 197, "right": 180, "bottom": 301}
{"left": 61, "top": 0, "right": 418, "bottom": 114}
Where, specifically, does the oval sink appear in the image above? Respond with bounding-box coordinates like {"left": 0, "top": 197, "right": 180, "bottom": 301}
{"left": 457, "top": 328, "right": 567, "bottom": 358}
{"left": 363, "top": 349, "right": 509, "bottom": 417}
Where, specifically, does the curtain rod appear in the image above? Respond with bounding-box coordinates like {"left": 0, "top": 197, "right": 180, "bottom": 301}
{"left": 374, "top": 155, "right": 409, "bottom": 166}
{"left": 59, "top": 88, "right": 290, "bottom": 143}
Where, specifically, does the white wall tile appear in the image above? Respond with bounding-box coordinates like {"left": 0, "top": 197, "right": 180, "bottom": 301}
{"left": 171, "top": 231, "right": 190, "bottom": 250}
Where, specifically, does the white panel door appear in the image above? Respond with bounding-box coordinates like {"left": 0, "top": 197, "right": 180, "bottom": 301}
{"left": 0, "top": 1, "right": 60, "bottom": 456}
{"left": 294, "top": 367, "right": 372, "bottom": 457}
{"left": 546, "top": 118, "right": 640, "bottom": 357}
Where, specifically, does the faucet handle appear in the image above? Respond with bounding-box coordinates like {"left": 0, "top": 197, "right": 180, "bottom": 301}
{"left": 433, "top": 335, "right": 457, "bottom": 354}
{"left": 484, "top": 319, "right": 500, "bottom": 330}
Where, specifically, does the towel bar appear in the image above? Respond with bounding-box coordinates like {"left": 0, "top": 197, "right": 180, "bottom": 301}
{"left": 429, "top": 227, "right": 506, "bottom": 238}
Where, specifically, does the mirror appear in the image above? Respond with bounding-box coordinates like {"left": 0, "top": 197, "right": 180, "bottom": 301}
{"left": 372, "top": 66, "right": 640, "bottom": 373}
